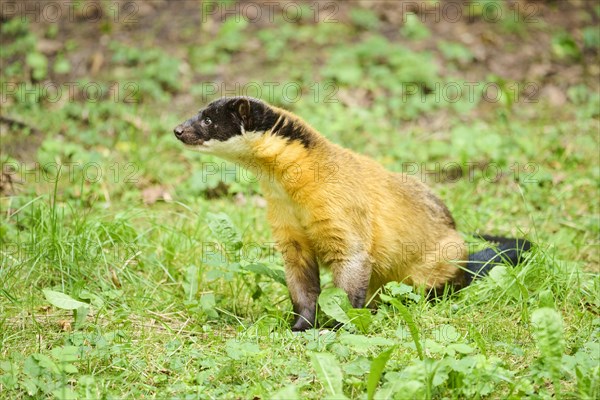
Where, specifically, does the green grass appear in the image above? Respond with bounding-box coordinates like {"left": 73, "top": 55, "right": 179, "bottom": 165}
{"left": 1, "top": 3, "right": 599, "bottom": 399}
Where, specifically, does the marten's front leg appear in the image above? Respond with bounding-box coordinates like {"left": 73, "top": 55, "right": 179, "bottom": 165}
{"left": 277, "top": 237, "right": 320, "bottom": 331}
{"left": 331, "top": 252, "right": 372, "bottom": 309}
{"left": 269, "top": 205, "right": 320, "bottom": 331}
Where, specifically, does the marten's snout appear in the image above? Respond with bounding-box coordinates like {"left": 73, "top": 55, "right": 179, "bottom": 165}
{"left": 173, "top": 120, "right": 205, "bottom": 146}
{"left": 173, "top": 125, "right": 185, "bottom": 139}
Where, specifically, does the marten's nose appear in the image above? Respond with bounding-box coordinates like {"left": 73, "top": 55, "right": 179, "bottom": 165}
{"left": 174, "top": 125, "right": 184, "bottom": 138}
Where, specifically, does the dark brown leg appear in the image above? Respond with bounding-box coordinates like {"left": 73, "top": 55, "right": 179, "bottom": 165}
{"left": 280, "top": 241, "right": 320, "bottom": 331}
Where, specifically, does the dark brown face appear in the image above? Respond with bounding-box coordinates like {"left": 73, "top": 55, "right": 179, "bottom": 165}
{"left": 173, "top": 97, "right": 259, "bottom": 147}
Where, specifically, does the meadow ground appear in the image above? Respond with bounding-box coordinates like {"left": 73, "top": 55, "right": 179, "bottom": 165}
{"left": 1, "top": 1, "right": 599, "bottom": 398}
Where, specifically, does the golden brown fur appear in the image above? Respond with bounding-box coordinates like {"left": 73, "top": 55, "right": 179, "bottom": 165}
{"left": 233, "top": 106, "right": 465, "bottom": 330}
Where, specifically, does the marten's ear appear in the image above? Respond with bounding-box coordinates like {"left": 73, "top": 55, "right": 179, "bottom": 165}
{"left": 230, "top": 98, "right": 252, "bottom": 131}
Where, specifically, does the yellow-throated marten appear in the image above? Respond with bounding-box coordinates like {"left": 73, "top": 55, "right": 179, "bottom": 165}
{"left": 174, "top": 97, "right": 530, "bottom": 331}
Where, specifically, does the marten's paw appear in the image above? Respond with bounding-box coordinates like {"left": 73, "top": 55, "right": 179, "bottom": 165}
{"left": 291, "top": 318, "right": 314, "bottom": 332}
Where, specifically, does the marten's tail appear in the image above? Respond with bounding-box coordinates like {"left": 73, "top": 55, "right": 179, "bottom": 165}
{"left": 464, "top": 235, "right": 531, "bottom": 284}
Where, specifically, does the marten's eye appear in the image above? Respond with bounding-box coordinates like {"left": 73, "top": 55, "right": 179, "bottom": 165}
{"left": 201, "top": 117, "right": 212, "bottom": 127}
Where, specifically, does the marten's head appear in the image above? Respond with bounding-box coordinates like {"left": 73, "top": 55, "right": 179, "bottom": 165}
{"left": 174, "top": 97, "right": 315, "bottom": 157}
{"left": 173, "top": 97, "right": 267, "bottom": 156}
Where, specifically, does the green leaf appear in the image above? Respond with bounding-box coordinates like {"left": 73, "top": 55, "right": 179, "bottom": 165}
{"left": 385, "top": 281, "right": 421, "bottom": 302}
{"left": 21, "top": 378, "right": 38, "bottom": 396}
{"left": 347, "top": 308, "right": 373, "bottom": 333}
{"left": 449, "top": 343, "right": 474, "bottom": 354}
{"left": 318, "top": 288, "right": 352, "bottom": 324}
{"left": 23, "top": 356, "right": 42, "bottom": 378}
{"left": 32, "top": 354, "right": 59, "bottom": 374}
{"left": 386, "top": 282, "right": 413, "bottom": 297}
{"left": 53, "top": 56, "right": 71, "bottom": 74}
{"left": 488, "top": 266, "right": 520, "bottom": 299}
{"left": 538, "top": 289, "right": 555, "bottom": 309}
{"left": 344, "top": 357, "right": 371, "bottom": 376}
{"left": 184, "top": 264, "right": 199, "bottom": 300}
{"left": 244, "top": 263, "right": 286, "bottom": 286}
{"left": 52, "top": 387, "right": 77, "bottom": 400}
{"left": 350, "top": 8, "right": 380, "bottom": 30}
{"left": 431, "top": 324, "right": 459, "bottom": 344}
{"left": 367, "top": 346, "right": 396, "bottom": 400}
{"left": 0, "top": 361, "right": 14, "bottom": 373}
{"left": 206, "top": 212, "right": 242, "bottom": 251}
{"left": 225, "top": 340, "right": 261, "bottom": 360}
{"left": 51, "top": 346, "right": 80, "bottom": 363}
{"left": 78, "top": 290, "right": 104, "bottom": 308}
{"left": 26, "top": 52, "right": 48, "bottom": 80}
{"left": 205, "top": 269, "right": 225, "bottom": 281}
{"left": 531, "top": 308, "right": 565, "bottom": 362}
{"left": 469, "top": 324, "right": 488, "bottom": 356}
{"left": 423, "top": 339, "right": 445, "bottom": 355}
{"left": 200, "top": 292, "right": 218, "bottom": 318}
{"left": 449, "top": 355, "right": 477, "bottom": 374}
{"left": 309, "top": 352, "right": 347, "bottom": 399}
{"left": 271, "top": 384, "right": 300, "bottom": 400}
{"left": 401, "top": 13, "right": 431, "bottom": 40}
{"left": 380, "top": 294, "right": 423, "bottom": 360}
{"left": 62, "top": 364, "right": 78, "bottom": 374}
{"left": 74, "top": 305, "right": 88, "bottom": 329}
{"left": 42, "top": 289, "right": 88, "bottom": 310}
{"left": 552, "top": 31, "right": 581, "bottom": 60}
{"left": 338, "top": 333, "right": 395, "bottom": 352}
